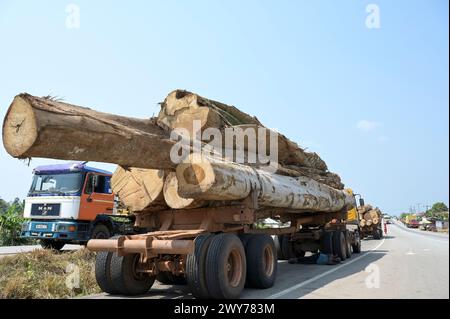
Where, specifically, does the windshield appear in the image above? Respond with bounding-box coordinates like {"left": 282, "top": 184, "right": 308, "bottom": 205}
{"left": 28, "top": 173, "right": 84, "bottom": 195}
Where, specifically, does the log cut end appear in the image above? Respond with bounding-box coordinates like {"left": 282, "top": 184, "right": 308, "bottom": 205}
{"left": 176, "top": 154, "right": 215, "bottom": 197}
{"left": 163, "top": 172, "right": 205, "bottom": 209}
{"left": 2, "top": 94, "right": 38, "bottom": 157}
{"left": 111, "top": 166, "right": 166, "bottom": 212}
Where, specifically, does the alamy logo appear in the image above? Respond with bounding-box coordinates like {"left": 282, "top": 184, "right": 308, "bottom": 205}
{"left": 169, "top": 120, "right": 279, "bottom": 173}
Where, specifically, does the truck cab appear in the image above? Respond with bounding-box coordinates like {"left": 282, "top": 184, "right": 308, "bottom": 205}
{"left": 21, "top": 162, "right": 122, "bottom": 250}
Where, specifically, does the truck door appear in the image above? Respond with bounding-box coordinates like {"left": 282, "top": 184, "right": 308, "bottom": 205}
{"left": 79, "top": 173, "right": 114, "bottom": 221}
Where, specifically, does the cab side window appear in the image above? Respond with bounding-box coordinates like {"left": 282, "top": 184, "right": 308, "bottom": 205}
{"left": 85, "top": 174, "right": 112, "bottom": 194}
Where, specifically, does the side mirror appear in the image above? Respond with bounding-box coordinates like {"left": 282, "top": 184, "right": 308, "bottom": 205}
{"left": 359, "top": 198, "right": 365, "bottom": 207}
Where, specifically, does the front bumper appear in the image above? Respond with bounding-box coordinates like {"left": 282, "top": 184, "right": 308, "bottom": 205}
{"left": 21, "top": 221, "right": 89, "bottom": 242}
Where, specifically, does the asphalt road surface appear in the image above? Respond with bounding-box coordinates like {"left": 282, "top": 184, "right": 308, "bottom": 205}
{"left": 0, "top": 244, "right": 81, "bottom": 257}
{"left": 87, "top": 223, "right": 449, "bottom": 299}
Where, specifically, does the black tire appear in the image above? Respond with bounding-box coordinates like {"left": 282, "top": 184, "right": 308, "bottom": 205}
{"left": 352, "top": 231, "right": 362, "bottom": 253}
{"left": 186, "top": 234, "right": 213, "bottom": 299}
{"left": 156, "top": 272, "right": 187, "bottom": 285}
{"left": 332, "top": 230, "right": 347, "bottom": 261}
{"left": 205, "top": 233, "right": 246, "bottom": 299}
{"left": 245, "top": 234, "right": 277, "bottom": 289}
{"left": 378, "top": 228, "right": 384, "bottom": 239}
{"left": 344, "top": 230, "right": 352, "bottom": 259}
{"left": 40, "top": 239, "right": 65, "bottom": 251}
{"left": 91, "top": 224, "right": 111, "bottom": 239}
{"left": 95, "top": 251, "right": 118, "bottom": 294}
{"left": 110, "top": 253, "right": 155, "bottom": 295}
{"left": 238, "top": 233, "right": 253, "bottom": 249}
{"left": 320, "top": 231, "right": 333, "bottom": 254}
{"left": 273, "top": 235, "right": 284, "bottom": 260}
{"left": 373, "top": 229, "right": 381, "bottom": 240}
{"left": 280, "top": 235, "right": 305, "bottom": 259}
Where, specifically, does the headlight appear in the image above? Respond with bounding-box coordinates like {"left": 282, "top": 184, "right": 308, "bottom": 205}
{"left": 57, "top": 224, "right": 77, "bottom": 232}
{"left": 21, "top": 222, "right": 29, "bottom": 231}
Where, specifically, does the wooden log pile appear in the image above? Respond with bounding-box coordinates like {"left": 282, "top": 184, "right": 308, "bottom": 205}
{"left": 357, "top": 205, "right": 382, "bottom": 227}
{"left": 3, "top": 91, "right": 353, "bottom": 214}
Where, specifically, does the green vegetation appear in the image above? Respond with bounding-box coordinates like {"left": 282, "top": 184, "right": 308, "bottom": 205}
{"left": 0, "top": 248, "right": 100, "bottom": 298}
{"left": 425, "top": 202, "right": 449, "bottom": 220}
{"left": 0, "top": 197, "right": 35, "bottom": 246}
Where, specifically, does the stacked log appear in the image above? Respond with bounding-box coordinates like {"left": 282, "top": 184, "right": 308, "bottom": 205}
{"left": 157, "top": 90, "right": 341, "bottom": 188}
{"left": 2, "top": 91, "right": 353, "bottom": 216}
{"left": 358, "top": 205, "right": 382, "bottom": 227}
{"left": 2, "top": 94, "right": 178, "bottom": 169}
{"left": 176, "top": 154, "right": 354, "bottom": 212}
{"left": 111, "top": 167, "right": 167, "bottom": 212}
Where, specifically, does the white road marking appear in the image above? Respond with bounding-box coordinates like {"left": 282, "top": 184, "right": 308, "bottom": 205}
{"left": 406, "top": 251, "right": 416, "bottom": 255}
{"left": 266, "top": 239, "right": 386, "bottom": 299}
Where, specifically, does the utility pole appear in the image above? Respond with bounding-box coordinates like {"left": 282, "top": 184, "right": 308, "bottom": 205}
{"left": 416, "top": 203, "right": 422, "bottom": 214}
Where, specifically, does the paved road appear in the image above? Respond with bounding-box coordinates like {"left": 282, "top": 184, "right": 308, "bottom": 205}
{"left": 0, "top": 244, "right": 81, "bottom": 257}
{"left": 87, "top": 223, "right": 449, "bottom": 299}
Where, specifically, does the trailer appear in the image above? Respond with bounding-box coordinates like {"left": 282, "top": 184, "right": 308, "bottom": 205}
{"left": 87, "top": 190, "right": 362, "bottom": 299}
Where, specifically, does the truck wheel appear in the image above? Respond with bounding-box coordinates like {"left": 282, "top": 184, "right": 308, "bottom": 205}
{"left": 40, "top": 239, "right": 65, "bottom": 251}
{"left": 344, "top": 231, "right": 352, "bottom": 259}
{"left": 95, "top": 251, "right": 118, "bottom": 294}
{"left": 273, "top": 235, "right": 285, "bottom": 260}
{"left": 245, "top": 234, "right": 277, "bottom": 289}
{"left": 110, "top": 253, "right": 155, "bottom": 295}
{"left": 156, "top": 272, "right": 187, "bottom": 285}
{"left": 281, "top": 235, "right": 305, "bottom": 259}
{"left": 91, "top": 224, "right": 111, "bottom": 239}
{"left": 238, "top": 233, "right": 253, "bottom": 249}
{"left": 186, "top": 234, "right": 213, "bottom": 299}
{"left": 320, "top": 231, "right": 333, "bottom": 255}
{"left": 373, "top": 229, "right": 381, "bottom": 240}
{"left": 205, "top": 233, "right": 246, "bottom": 299}
{"left": 332, "top": 230, "right": 347, "bottom": 261}
{"left": 378, "top": 228, "right": 384, "bottom": 239}
{"left": 352, "top": 231, "right": 362, "bottom": 253}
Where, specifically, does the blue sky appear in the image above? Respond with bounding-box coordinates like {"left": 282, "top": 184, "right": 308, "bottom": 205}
{"left": 0, "top": 0, "right": 448, "bottom": 215}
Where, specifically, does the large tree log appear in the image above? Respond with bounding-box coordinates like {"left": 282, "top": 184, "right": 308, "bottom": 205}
{"left": 157, "top": 90, "right": 262, "bottom": 134}
{"left": 2, "top": 94, "right": 178, "bottom": 169}
{"left": 111, "top": 167, "right": 167, "bottom": 212}
{"left": 176, "top": 154, "right": 354, "bottom": 213}
{"left": 163, "top": 172, "right": 205, "bottom": 209}
{"left": 157, "top": 90, "right": 328, "bottom": 171}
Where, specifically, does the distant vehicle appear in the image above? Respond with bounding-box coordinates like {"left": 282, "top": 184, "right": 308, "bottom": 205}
{"left": 21, "top": 162, "right": 134, "bottom": 250}
{"left": 406, "top": 219, "right": 420, "bottom": 229}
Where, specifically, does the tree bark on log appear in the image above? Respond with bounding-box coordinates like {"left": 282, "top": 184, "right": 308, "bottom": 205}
{"left": 111, "top": 166, "right": 167, "bottom": 212}
{"left": 176, "top": 154, "right": 354, "bottom": 213}
{"left": 163, "top": 172, "right": 205, "bottom": 209}
{"left": 2, "top": 94, "right": 178, "bottom": 169}
{"left": 157, "top": 90, "right": 262, "bottom": 134}
{"left": 157, "top": 90, "right": 328, "bottom": 171}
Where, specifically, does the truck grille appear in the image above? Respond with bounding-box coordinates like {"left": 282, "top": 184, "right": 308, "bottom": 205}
{"left": 30, "top": 203, "right": 61, "bottom": 217}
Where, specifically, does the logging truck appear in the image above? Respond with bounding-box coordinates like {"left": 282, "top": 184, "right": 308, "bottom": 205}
{"left": 87, "top": 190, "right": 363, "bottom": 299}
{"left": 3, "top": 92, "right": 364, "bottom": 299}
{"left": 20, "top": 162, "right": 135, "bottom": 250}
{"left": 357, "top": 205, "right": 385, "bottom": 239}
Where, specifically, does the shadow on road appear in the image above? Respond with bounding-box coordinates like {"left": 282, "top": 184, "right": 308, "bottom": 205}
{"left": 95, "top": 236, "right": 392, "bottom": 300}
{"left": 242, "top": 245, "right": 388, "bottom": 299}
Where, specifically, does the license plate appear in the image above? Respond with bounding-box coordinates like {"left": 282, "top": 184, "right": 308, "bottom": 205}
{"left": 35, "top": 224, "right": 48, "bottom": 229}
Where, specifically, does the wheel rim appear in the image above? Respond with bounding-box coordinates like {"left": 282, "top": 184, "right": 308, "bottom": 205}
{"left": 130, "top": 254, "right": 146, "bottom": 281}
{"left": 226, "top": 248, "right": 243, "bottom": 288}
{"left": 263, "top": 245, "right": 275, "bottom": 277}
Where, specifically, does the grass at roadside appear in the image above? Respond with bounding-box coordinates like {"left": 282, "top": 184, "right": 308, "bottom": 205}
{"left": 0, "top": 248, "right": 101, "bottom": 299}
